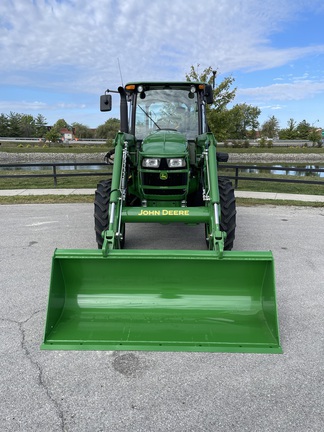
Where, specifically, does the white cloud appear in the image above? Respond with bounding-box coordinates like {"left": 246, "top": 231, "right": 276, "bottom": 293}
{"left": 1, "top": 0, "right": 324, "bottom": 94}
{"left": 0, "top": 100, "right": 47, "bottom": 111}
{"left": 1, "top": 0, "right": 324, "bottom": 128}
{"left": 238, "top": 78, "right": 324, "bottom": 101}
{"left": 0, "top": 100, "right": 86, "bottom": 112}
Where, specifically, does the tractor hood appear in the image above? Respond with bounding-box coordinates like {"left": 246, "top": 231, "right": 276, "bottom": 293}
{"left": 141, "top": 130, "right": 187, "bottom": 156}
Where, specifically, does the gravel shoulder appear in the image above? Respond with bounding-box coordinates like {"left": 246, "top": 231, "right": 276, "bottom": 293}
{"left": 1, "top": 151, "right": 324, "bottom": 163}
{"left": 228, "top": 152, "right": 324, "bottom": 163}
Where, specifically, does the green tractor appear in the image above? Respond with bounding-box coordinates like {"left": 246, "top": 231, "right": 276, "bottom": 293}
{"left": 41, "top": 82, "right": 281, "bottom": 353}
{"left": 95, "top": 82, "right": 235, "bottom": 254}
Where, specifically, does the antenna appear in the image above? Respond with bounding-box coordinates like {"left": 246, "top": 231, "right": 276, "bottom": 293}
{"left": 117, "top": 58, "right": 124, "bottom": 87}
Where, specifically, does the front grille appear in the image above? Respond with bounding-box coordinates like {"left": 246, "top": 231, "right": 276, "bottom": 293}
{"left": 141, "top": 171, "right": 187, "bottom": 197}
{"left": 142, "top": 172, "right": 187, "bottom": 187}
{"left": 143, "top": 188, "right": 186, "bottom": 196}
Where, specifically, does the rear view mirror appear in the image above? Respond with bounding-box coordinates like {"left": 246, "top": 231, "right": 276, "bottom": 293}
{"left": 204, "top": 85, "right": 214, "bottom": 104}
{"left": 100, "top": 94, "right": 112, "bottom": 111}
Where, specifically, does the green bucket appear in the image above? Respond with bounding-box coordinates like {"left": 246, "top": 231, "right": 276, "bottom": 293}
{"left": 41, "top": 249, "right": 281, "bottom": 353}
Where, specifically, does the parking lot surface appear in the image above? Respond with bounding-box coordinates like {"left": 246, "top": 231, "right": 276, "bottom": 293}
{"left": 0, "top": 204, "right": 323, "bottom": 431}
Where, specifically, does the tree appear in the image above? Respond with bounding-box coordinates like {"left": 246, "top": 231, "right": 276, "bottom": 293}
{"left": 0, "top": 114, "right": 9, "bottom": 136}
{"left": 7, "top": 112, "right": 22, "bottom": 137}
{"left": 20, "top": 114, "right": 36, "bottom": 137}
{"left": 95, "top": 118, "right": 120, "bottom": 139}
{"left": 35, "top": 114, "right": 48, "bottom": 137}
{"left": 52, "top": 118, "right": 69, "bottom": 132}
{"left": 206, "top": 109, "right": 231, "bottom": 142}
{"left": 308, "top": 127, "right": 322, "bottom": 147}
{"left": 185, "top": 65, "right": 237, "bottom": 140}
{"left": 71, "top": 122, "right": 94, "bottom": 139}
{"left": 296, "top": 120, "right": 311, "bottom": 140}
{"left": 185, "top": 65, "right": 236, "bottom": 112}
{"left": 226, "top": 103, "right": 261, "bottom": 139}
{"left": 261, "top": 116, "right": 280, "bottom": 138}
{"left": 279, "top": 118, "right": 298, "bottom": 139}
{"left": 45, "top": 128, "right": 61, "bottom": 143}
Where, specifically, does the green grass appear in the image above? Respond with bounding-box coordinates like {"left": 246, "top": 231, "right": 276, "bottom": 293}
{"left": 235, "top": 179, "right": 323, "bottom": 195}
{"left": 0, "top": 168, "right": 112, "bottom": 189}
{"left": 0, "top": 195, "right": 95, "bottom": 205}
{"left": 236, "top": 198, "right": 324, "bottom": 207}
{"left": 1, "top": 195, "right": 322, "bottom": 207}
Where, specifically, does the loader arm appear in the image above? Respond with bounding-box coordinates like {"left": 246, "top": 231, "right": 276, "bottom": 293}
{"left": 102, "top": 133, "right": 134, "bottom": 255}
{"left": 200, "top": 133, "right": 227, "bottom": 256}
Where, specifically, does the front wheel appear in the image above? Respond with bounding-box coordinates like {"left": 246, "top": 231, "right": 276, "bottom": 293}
{"left": 205, "top": 177, "right": 236, "bottom": 250}
{"left": 219, "top": 176, "right": 236, "bottom": 250}
{"left": 94, "top": 179, "right": 111, "bottom": 248}
{"left": 94, "top": 179, "right": 126, "bottom": 249}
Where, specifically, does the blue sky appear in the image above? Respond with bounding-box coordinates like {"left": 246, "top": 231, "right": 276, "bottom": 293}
{"left": 1, "top": 0, "right": 324, "bottom": 130}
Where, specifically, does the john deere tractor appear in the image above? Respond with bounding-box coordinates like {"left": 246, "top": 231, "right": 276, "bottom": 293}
{"left": 41, "top": 81, "right": 281, "bottom": 354}
{"left": 95, "top": 82, "right": 235, "bottom": 254}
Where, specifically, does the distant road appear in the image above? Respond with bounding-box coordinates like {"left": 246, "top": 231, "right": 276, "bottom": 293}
{"left": 0, "top": 137, "right": 320, "bottom": 147}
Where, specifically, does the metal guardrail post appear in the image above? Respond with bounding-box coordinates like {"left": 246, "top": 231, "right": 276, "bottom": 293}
{"left": 53, "top": 165, "right": 57, "bottom": 187}
{"left": 235, "top": 167, "right": 239, "bottom": 189}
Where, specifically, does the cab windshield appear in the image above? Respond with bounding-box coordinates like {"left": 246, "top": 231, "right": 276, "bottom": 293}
{"left": 134, "top": 88, "right": 198, "bottom": 140}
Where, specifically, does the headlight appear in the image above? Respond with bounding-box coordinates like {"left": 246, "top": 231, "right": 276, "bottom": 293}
{"left": 142, "top": 158, "right": 161, "bottom": 168}
{"left": 167, "top": 158, "right": 186, "bottom": 168}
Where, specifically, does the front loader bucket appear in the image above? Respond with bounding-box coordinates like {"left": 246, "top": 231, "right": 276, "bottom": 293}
{"left": 41, "top": 249, "right": 281, "bottom": 353}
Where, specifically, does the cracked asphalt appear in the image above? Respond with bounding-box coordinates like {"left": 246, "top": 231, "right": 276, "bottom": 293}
{"left": 0, "top": 203, "right": 323, "bottom": 432}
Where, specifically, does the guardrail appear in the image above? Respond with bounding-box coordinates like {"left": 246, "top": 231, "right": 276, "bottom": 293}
{"left": 219, "top": 164, "right": 324, "bottom": 188}
{"left": 0, "top": 162, "right": 323, "bottom": 188}
{"left": 0, "top": 162, "right": 111, "bottom": 187}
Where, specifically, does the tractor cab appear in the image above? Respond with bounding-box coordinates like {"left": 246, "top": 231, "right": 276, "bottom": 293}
{"left": 101, "top": 82, "right": 213, "bottom": 138}
{"left": 100, "top": 82, "right": 214, "bottom": 207}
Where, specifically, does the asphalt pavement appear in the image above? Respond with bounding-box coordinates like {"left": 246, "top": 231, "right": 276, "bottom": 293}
{"left": 0, "top": 204, "right": 324, "bottom": 431}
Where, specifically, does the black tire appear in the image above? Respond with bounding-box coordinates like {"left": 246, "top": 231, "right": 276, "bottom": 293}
{"left": 94, "top": 179, "right": 111, "bottom": 249}
{"left": 219, "top": 176, "right": 236, "bottom": 250}
{"left": 205, "top": 177, "right": 236, "bottom": 250}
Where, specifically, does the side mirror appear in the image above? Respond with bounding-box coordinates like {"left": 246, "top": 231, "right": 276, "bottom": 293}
{"left": 100, "top": 94, "right": 112, "bottom": 111}
{"left": 204, "top": 85, "right": 214, "bottom": 105}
